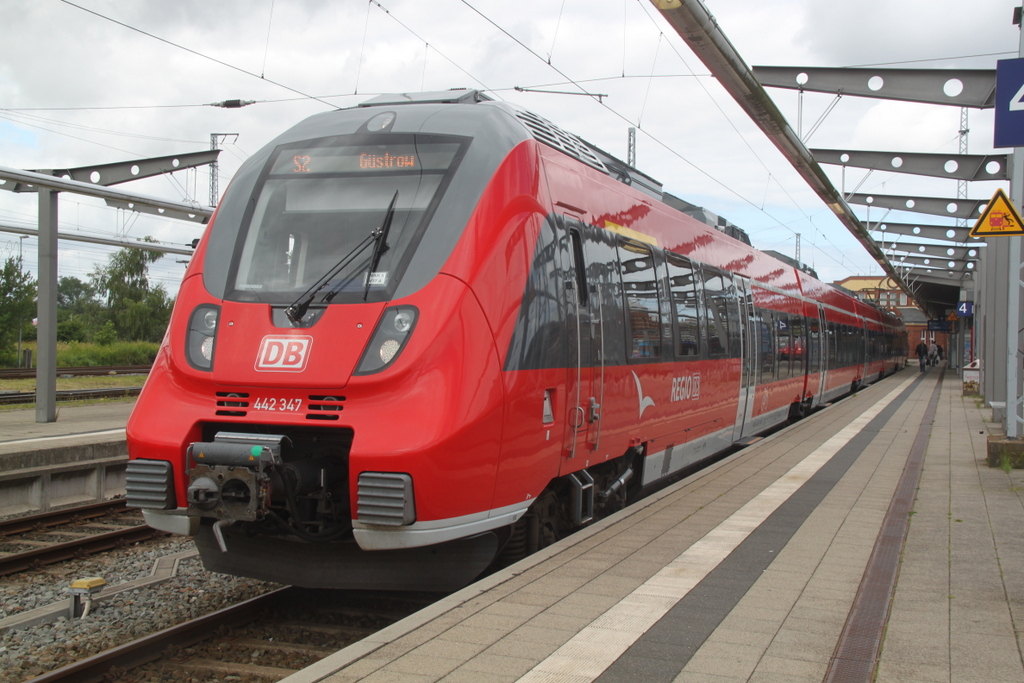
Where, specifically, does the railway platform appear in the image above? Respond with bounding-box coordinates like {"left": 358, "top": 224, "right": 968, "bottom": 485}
{"left": 0, "top": 401, "right": 134, "bottom": 516}
{"left": 280, "top": 366, "right": 1024, "bottom": 683}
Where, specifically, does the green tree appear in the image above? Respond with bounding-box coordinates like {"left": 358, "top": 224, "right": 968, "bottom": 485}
{"left": 0, "top": 256, "right": 37, "bottom": 364}
{"left": 90, "top": 243, "right": 172, "bottom": 342}
{"left": 57, "top": 276, "right": 102, "bottom": 342}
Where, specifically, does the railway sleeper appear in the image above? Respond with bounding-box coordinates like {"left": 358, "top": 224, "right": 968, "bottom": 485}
{"left": 275, "top": 620, "right": 381, "bottom": 638}
{"left": 164, "top": 659, "right": 298, "bottom": 679}
{"left": 228, "top": 636, "right": 340, "bottom": 656}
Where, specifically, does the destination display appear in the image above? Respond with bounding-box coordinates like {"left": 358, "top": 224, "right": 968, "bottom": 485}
{"left": 268, "top": 140, "right": 459, "bottom": 176}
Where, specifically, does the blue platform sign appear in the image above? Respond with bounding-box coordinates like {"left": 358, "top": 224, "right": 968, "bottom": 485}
{"left": 956, "top": 301, "right": 974, "bottom": 318}
{"left": 995, "top": 58, "right": 1024, "bottom": 148}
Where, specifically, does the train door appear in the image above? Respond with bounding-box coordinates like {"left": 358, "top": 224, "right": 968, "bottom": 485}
{"left": 732, "top": 277, "right": 757, "bottom": 440}
{"left": 561, "top": 215, "right": 604, "bottom": 462}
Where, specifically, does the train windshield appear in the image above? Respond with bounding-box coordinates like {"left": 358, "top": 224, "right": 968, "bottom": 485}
{"left": 228, "top": 134, "right": 467, "bottom": 304}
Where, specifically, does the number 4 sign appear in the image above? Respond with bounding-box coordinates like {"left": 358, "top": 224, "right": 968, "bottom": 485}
{"left": 995, "top": 58, "right": 1024, "bottom": 148}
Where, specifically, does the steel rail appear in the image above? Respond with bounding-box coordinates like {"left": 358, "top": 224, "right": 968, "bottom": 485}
{"left": 0, "top": 524, "right": 167, "bottom": 577}
{"left": 23, "top": 587, "right": 297, "bottom": 683}
{"left": 0, "top": 365, "right": 151, "bottom": 380}
{"left": 0, "top": 387, "right": 141, "bottom": 405}
{"left": 0, "top": 499, "right": 128, "bottom": 537}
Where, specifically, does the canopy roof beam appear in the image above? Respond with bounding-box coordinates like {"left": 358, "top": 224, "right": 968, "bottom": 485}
{"left": 650, "top": 0, "right": 926, "bottom": 312}
{"left": 813, "top": 148, "right": 1008, "bottom": 182}
{"left": 752, "top": 66, "right": 996, "bottom": 108}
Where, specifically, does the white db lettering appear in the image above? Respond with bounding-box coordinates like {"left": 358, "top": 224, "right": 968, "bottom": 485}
{"left": 255, "top": 336, "right": 312, "bottom": 372}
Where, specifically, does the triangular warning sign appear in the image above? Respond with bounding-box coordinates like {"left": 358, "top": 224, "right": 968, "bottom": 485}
{"left": 970, "top": 188, "right": 1024, "bottom": 237}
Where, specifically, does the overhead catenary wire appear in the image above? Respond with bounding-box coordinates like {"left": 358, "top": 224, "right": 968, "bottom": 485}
{"left": 461, "top": 0, "right": 860, "bottom": 275}
{"left": 368, "top": 0, "right": 496, "bottom": 96}
{"left": 13, "top": 1, "right": 991, "bottom": 283}
{"left": 57, "top": 0, "right": 340, "bottom": 110}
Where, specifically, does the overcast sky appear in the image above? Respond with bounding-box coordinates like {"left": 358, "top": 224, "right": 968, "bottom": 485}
{"left": 1, "top": 0, "right": 1021, "bottom": 293}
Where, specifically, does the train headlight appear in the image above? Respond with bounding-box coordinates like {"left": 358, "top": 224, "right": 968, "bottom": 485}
{"left": 393, "top": 310, "right": 414, "bottom": 333}
{"left": 355, "top": 306, "right": 418, "bottom": 375}
{"left": 379, "top": 339, "right": 401, "bottom": 364}
{"left": 186, "top": 304, "right": 221, "bottom": 371}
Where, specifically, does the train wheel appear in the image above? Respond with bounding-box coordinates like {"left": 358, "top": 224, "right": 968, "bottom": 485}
{"left": 532, "top": 488, "right": 565, "bottom": 548}
{"left": 492, "top": 488, "right": 564, "bottom": 569}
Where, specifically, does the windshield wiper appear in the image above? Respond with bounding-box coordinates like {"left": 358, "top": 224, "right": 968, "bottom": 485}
{"left": 363, "top": 190, "right": 399, "bottom": 302}
{"left": 285, "top": 232, "right": 377, "bottom": 325}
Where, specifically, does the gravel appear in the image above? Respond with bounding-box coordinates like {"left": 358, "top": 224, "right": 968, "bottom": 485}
{"left": 0, "top": 535, "right": 280, "bottom": 683}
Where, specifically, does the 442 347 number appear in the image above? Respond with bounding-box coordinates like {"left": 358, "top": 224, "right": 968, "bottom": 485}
{"left": 252, "top": 397, "right": 302, "bottom": 412}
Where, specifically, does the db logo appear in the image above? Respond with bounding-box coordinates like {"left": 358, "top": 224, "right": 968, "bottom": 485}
{"left": 255, "top": 335, "right": 313, "bottom": 372}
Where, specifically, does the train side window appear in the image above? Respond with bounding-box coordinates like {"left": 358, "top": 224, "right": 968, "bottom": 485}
{"left": 776, "top": 313, "right": 791, "bottom": 381}
{"left": 807, "top": 316, "right": 820, "bottom": 374}
{"left": 827, "top": 321, "right": 838, "bottom": 367}
{"left": 790, "top": 315, "right": 804, "bottom": 376}
{"left": 701, "top": 266, "right": 731, "bottom": 358}
{"left": 843, "top": 324, "right": 852, "bottom": 365}
{"left": 839, "top": 324, "right": 846, "bottom": 365}
{"left": 568, "top": 225, "right": 589, "bottom": 308}
{"left": 618, "top": 240, "right": 663, "bottom": 360}
{"left": 665, "top": 252, "right": 701, "bottom": 358}
{"left": 759, "top": 309, "right": 775, "bottom": 384}
{"left": 725, "top": 276, "right": 742, "bottom": 358}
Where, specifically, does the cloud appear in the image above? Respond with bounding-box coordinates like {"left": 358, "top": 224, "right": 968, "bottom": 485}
{"left": 0, "top": 0, "right": 1010, "bottom": 289}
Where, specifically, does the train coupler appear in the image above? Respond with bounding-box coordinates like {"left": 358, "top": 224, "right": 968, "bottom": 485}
{"left": 186, "top": 432, "right": 288, "bottom": 523}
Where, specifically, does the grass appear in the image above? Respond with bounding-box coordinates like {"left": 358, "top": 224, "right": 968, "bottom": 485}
{"left": 999, "top": 450, "right": 1015, "bottom": 475}
{"left": 0, "top": 374, "right": 148, "bottom": 393}
{"left": 0, "top": 373, "right": 146, "bottom": 412}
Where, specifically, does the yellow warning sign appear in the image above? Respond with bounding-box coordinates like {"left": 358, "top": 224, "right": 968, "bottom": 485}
{"left": 970, "top": 188, "right": 1024, "bottom": 237}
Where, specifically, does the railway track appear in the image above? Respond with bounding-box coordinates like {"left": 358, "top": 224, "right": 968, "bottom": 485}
{"left": 0, "top": 500, "right": 166, "bottom": 577}
{"left": 0, "top": 365, "right": 150, "bottom": 380}
{"left": 0, "top": 386, "right": 142, "bottom": 405}
{"left": 25, "top": 587, "right": 437, "bottom": 683}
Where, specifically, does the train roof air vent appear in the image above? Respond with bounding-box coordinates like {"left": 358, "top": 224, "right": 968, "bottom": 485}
{"left": 514, "top": 110, "right": 609, "bottom": 174}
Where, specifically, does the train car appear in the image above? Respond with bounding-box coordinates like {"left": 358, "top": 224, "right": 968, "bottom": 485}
{"left": 124, "top": 90, "right": 906, "bottom": 591}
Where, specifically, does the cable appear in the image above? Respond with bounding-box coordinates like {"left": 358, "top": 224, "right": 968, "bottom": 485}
{"left": 260, "top": 0, "right": 276, "bottom": 79}
{"left": 637, "top": 33, "right": 663, "bottom": 128}
{"left": 461, "top": 0, "right": 855, "bottom": 272}
{"left": 0, "top": 112, "right": 142, "bottom": 157}
{"left": 0, "top": 109, "right": 206, "bottom": 145}
{"left": 369, "top": 1, "right": 496, "bottom": 96}
{"left": 57, "top": 0, "right": 339, "bottom": 110}
{"left": 845, "top": 51, "right": 1016, "bottom": 68}
{"left": 548, "top": 0, "right": 568, "bottom": 64}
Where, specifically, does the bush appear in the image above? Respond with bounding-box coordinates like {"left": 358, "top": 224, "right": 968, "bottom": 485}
{"left": 93, "top": 321, "right": 118, "bottom": 346}
{"left": 55, "top": 341, "right": 161, "bottom": 367}
{"left": 57, "top": 317, "right": 88, "bottom": 343}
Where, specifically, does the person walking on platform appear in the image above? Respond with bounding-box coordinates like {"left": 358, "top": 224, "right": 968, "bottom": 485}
{"left": 929, "top": 341, "right": 938, "bottom": 367}
{"left": 916, "top": 340, "right": 929, "bottom": 372}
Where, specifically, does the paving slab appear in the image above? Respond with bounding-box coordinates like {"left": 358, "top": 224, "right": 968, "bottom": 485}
{"left": 249, "top": 369, "right": 1024, "bottom": 682}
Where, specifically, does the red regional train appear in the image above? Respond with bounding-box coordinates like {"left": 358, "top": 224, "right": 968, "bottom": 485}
{"left": 125, "top": 89, "right": 907, "bottom": 590}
